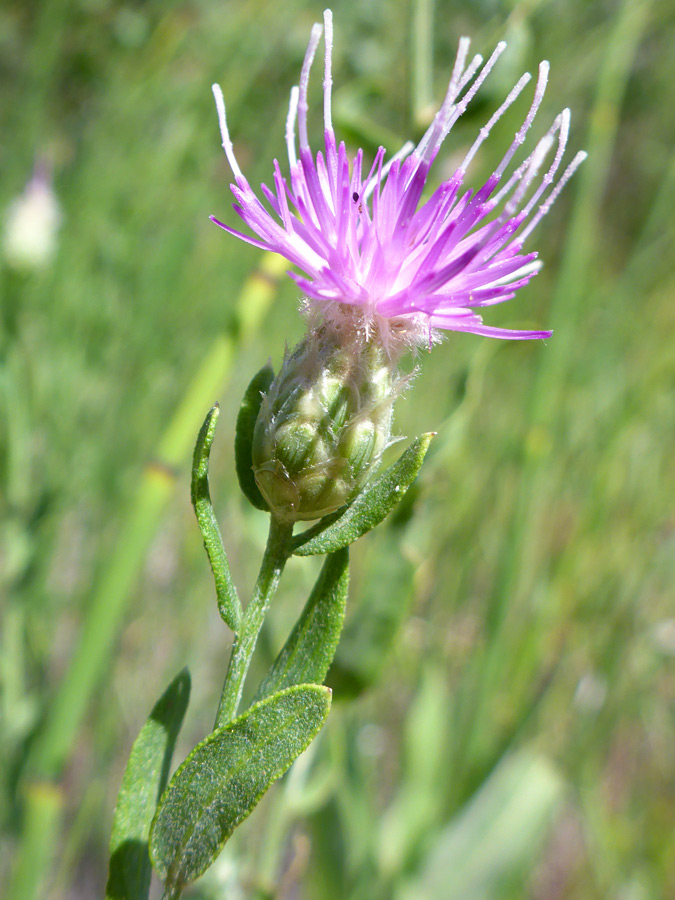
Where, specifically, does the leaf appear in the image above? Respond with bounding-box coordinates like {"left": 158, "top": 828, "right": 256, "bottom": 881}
{"left": 149, "top": 684, "right": 331, "bottom": 891}
{"left": 327, "top": 526, "right": 415, "bottom": 698}
{"left": 253, "top": 548, "right": 349, "bottom": 704}
{"left": 292, "top": 433, "right": 434, "bottom": 556}
{"left": 395, "top": 751, "right": 564, "bottom": 900}
{"left": 106, "top": 669, "right": 191, "bottom": 900}
{"left": 235, "top": 363, "right": 274, "bottom": 511}
{"left": 378, "top": 667, "right": 451, "bottom": 875}
{"left": 191, "top": 405, "right": 241, "bottom": 632}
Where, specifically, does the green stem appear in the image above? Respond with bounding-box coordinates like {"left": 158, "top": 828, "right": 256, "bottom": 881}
{"left": 8, "top": 255, "right": 283, "bottom": 900}
{"left": 5, "top": 781, "right": 63, "bottom": 900}
{"left": 411, "top": 0, "right": 435, "bottom": 128}
{"left": 215, "top": 517, "right": 293, "bottom": 728}
{"left": 22, "top": 254, "right": 284, "bottom": 786}
{"left": 448, "top": 0, "right": 653, "bottom": 799}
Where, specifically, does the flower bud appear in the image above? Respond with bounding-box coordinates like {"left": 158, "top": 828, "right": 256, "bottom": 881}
{"left": 252, "top": 326, "right": 398, "bottom": 522}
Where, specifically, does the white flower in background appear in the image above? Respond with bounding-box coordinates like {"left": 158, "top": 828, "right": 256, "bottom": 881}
{"left": 573, "top": 672, "right": 607, "bottom": 712}
{"left": 4, "top": 164, "right": 62, "bottom": 271}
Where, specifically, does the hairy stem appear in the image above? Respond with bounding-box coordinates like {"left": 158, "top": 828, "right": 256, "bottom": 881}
{"left": 215, "top": 517, "right": 293, "bottom": 728}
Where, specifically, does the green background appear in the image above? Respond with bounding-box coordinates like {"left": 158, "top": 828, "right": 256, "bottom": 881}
{"left": 1, "top": 0, "right": 673, "bottom": 898}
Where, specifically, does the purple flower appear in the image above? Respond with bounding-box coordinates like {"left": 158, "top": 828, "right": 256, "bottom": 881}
{"left": 211, "top": 9, "right": 585, "bottom": 349}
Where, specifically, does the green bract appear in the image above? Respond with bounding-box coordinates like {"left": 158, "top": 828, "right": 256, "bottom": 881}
{"left": 292, "top": 433, "right": 434, "bottom": 556}
{"left": 252, "top": 325, "right": 398, "bottom": 522}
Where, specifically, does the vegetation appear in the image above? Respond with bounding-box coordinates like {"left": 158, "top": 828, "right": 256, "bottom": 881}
{"left": 1, "top": 0, "right": 672, "bottom": 897}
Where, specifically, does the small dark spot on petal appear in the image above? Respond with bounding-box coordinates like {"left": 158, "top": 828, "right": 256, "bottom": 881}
{"left": 352, "top": 192, "right": 359, "bottom": 202}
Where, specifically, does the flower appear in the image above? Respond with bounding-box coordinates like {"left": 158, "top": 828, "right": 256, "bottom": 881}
{"left": 211, "top": 9, "right": 585, "bottom": 351}
{"left": 4, "top": 163, "right": 62, "bottom": 271}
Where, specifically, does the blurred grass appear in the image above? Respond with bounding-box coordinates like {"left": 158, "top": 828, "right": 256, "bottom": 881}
{"left": 1, "top": 1, "right": 673, "bottom": 899}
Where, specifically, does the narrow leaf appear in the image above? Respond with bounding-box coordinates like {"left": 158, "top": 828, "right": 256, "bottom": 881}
{"left": 106, "top": 669, "right": 191, "bottom": 900}
{"left": 235, "top": 363, "right": 274, "bottom": 511}
{"left": 292, "top": 434, "right": 434, "bottom": 556}
{"left": 150, "top": 684, "right": 331, "bottom": 891}
{"left": 328, "top": 525, "right": 415, "bottom": 698}
{"left": 191, "top": 405, "right": 241, "bottom": 632}
{"left": 253, "top": 548, "right": 349, "bottom": 703}
{"left": 396, "top": 752, "right": 564, "bottom": 900}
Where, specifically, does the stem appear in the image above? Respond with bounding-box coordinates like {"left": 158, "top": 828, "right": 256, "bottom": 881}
{"left": 448, "top": 0, "right": 653, "bottom": 799}
{"left": 22, "top": 253, "right": 285, "bottom": 786}
{"left": 161, "top": 884, "right": 183, "bottom": 900}
{"left": 5, "top": 781, "right": 63, "bottom": 900}
{"left": 215, "top": 517, "right": 293, "bottom": 728}
{"left": 411, "top": 0, "right": 435, "bottom": 128}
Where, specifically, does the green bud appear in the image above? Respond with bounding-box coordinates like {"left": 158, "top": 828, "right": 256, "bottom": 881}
{"left": 252, "top": 326, "right": 399, "bottom": 522}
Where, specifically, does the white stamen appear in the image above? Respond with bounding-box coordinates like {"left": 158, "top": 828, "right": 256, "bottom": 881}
{"left": 453, "top": 42, "right": 506, "bottom": 118}
{"left": 286, "top": 86, "right": 300, "bottom": 169}
{"left": 502, "top": 133, "right": 554, "bottom": 217}
{"left": 486, "top": 258, "right": 543, "bottom": 287}
{"left": 212, "top": 83, "right": 243, "bottom": 181}
{"left": 298, "top": 23, "right": 323, "bottom": 150}
{"left": 454, "top": 52, "right": 485, "bottom": 101}
{"left": 363, "top": 141, "right": 415, "bottom": 200}
{"left": 491, "top": 157, "right": 531, "bottom": 207}
{"left": 323, "top": 9, "right": 333, "bottom": 132}
{"left": 434, "top": 41, "right": 507, "bottom": 157}
{"left": 449, "top": 37, "right": 471, "bottom": 98}
{"left": 491, "top": 110, "right": 566, "bottom": 207}
{"left": 416, "top": 42, "right": 483, "bottom": 162}
{"left": 493, "top": 60, "right": 549, "bottom": 180}
{"left": 472, "top": 134, "right": 555, "bottom": 270}
{"left": 519, "top": 150, "right": 587, "bottom": 242}
{"left": 459, "top": 71, "right": 532, "bottom": 173}
{"left": 521, "top": 108, "right": 570, "bottom": 217}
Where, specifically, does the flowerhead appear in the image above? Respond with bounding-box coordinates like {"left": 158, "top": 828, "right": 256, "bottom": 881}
{"left": 211, "top": 9, "right": 585, "bottom": 355}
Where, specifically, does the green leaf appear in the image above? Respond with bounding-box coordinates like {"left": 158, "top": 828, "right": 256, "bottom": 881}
{"left": 253, "top": 548, "right": 349, "bottom": 704}
{"left": 328, "top": 525, "right": 415, "bottom": 698}
{"left": 191, "top": 405, "right": 241, "bottom": 632}
{"left": 235, "top": 363, "right": 274, "bottom": 511}
{"left": 292, "top": 433, "right": 434, "bottom": 556}
{"left": 106, "top": 669, "right": 191, "bottom": 900}
{"left": 150, "top": 684, "right": 331, "bottom": 891}
{"left": 395, "top": 751, "right": 564, "bottom": 900}
{"left": 378, "top": 667, "right": 451, "bottom": 875}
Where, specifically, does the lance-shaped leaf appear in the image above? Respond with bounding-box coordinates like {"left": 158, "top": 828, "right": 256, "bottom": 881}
{"left": 395, "top": 752, "right": 564, "bottom": 900}
{"left": 253, "top": 548, "right": 349, "bottom": 704}
{"left": 191, "top": 405, "right": 241, "bottom": 632}
{"left": 106, "top": 669, "right": 191, "bottom": 900}
{"left": 149, "top": 684, "right": 331, "bottom": 891}
{"left": 235, "top": 363, "right": 274, "bottom": 511}
{"left": 328, "top": 529, "right": 415, "bottom": 698}
{"left": 292, "top": 434, "right": 434, "bottom": 556}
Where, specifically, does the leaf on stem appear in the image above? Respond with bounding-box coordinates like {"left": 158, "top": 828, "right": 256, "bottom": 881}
{"left": 191, "top": 405, "right": 241, "bottom": 632}
{"left": 395, "top": 751, "right": 564, "bottom": 900}
{"left": 235, "top": 363, "right": 274, "bottom": 511}
{"left": 106, "top": 669, "right": 191, "bottom": 900}
{"left": 292, "top": 433, "right": 434, "bottom": 556}
{"left": 253, "top": 548, "right": 349, "bottom": 703}
{"left": 149, "top": 684, "right": 331, "bottom": 892}
{"left": 328, "top": 528, "right": 416, "bottom": 698}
